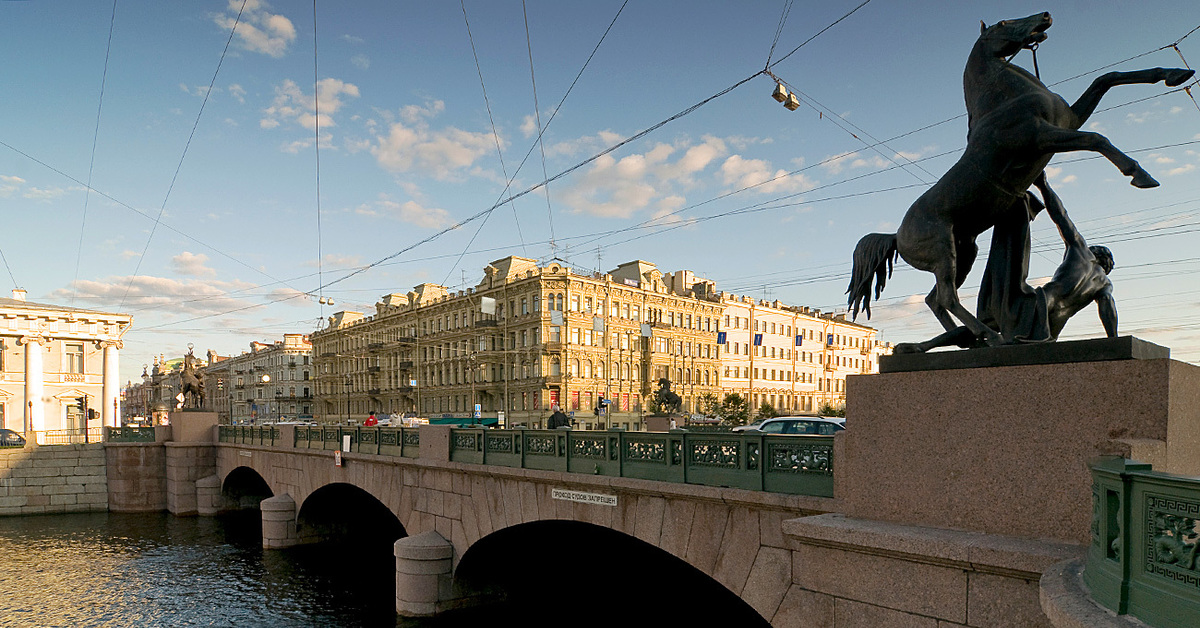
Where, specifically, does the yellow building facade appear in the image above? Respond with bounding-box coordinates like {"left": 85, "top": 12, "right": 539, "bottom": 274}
{"left": 310, "top": 257, "right": 724, "bottom": 429}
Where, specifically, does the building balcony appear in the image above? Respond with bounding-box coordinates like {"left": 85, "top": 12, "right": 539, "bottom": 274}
{"left": 544, "top": 374, "right": 564, "bottom": 385}
{"left": 368, "top": 342, "right": 385, "bottom": 352}
{"left": 542, "top": 341, "right": 563, "bottom": 353}
{"left": 398, "top": 360, "right": 414, "bottom": 368}
{"left": 367, "top": 365, "right": 382, "bottom": 373}
{"left": 396, "top": 386, "right": 414, "bottom": 394}
{"left": 368, "top": 388, "right": 381, "bottom": 395}
{"left": 320, "top": 352, "right": 336, "bottom": 358}
{"left": 475, "top": 319, "right": 499, "bottom": 328}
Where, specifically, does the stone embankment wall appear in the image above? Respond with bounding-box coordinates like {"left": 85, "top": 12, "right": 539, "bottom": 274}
{"left": 0, "top": 444, "right": 108, "bottom": 515}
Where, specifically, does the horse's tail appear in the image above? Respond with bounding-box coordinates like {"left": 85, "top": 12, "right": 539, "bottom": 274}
{"left": 846, "top": 233, "right": 899, "bottom": 321}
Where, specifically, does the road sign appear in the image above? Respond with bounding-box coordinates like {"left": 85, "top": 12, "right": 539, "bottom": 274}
{"left": 473, "top": 404, "right": 481, "bottom": 419}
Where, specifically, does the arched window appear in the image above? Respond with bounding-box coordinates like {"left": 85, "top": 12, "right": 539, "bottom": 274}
{"left": 571, "top": 359, "right": 580, "bottom": 376}
{"left": 556, "top": 293, "right": 564, "bottom": 311}
{"left": 596, "top": 361, "right": 605, "bottom": 379}
{"left": 550, "top": 357, "right": 561, "bottom": 376}
{"left": 703, "top": 371, "right": 710, "bottom": 385}
{"left": 583, "top": 360, "right": 592, "bottom": 378}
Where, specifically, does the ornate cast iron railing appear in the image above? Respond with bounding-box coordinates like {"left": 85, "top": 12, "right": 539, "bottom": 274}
{"left": 104, "top": 427, "right": 157, "bottom": 443}
{"left": 217, "top": 425, "right": 279, "bottom": 446}
{"left": 292, "top": 426, "right": 420, "bottom": 458}
{"left": 1086, "top": 457, "right": 1200, "bottom": 627}
{"left": 221, "top": 424, "right": 833, "bottom": 497}
{"left": 447, "top": 429, "right": 833, "bottom": 497}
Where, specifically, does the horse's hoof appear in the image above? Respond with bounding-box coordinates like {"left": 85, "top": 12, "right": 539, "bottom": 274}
{"left": 1131, "top": 171, "right": 1160, "bottom": 189}
{"left": 1165, "top": 68, "right": 1195, "bottom": 87}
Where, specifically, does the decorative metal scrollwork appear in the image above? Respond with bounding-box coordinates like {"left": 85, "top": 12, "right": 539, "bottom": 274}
{"left": 526, "top": 435, "right": 557, "bottom": 456}
{"left": 360, "top": 430, "right": 377, "bottom": 444}
{"left": 1145, "top": 494, "right": 1200, "bottom": 588}
{"left": 625, "top": 439, "right": 665, "bottom": 462}
{"left": 453, "top": 433, "right": 478, "bottom": 451}
{"left": 487, "top": 435, "right": 514, "bottom": 454}
{"left": 689, "top": 440, "right": 740, "bottom": 468}
{"left": 402, "top": 431, "right": 419, "bottom": 446}
{"left": 767, "top": 441, "right": 833, "bottom": 475}
{"left": 381, "top": 430, "right": 399, "bottom": 446}
{"left": 572, "top": 437, "right": 607, "bottom": 459}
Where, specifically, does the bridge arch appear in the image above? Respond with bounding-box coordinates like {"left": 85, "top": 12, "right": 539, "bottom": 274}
{"left": 455, "top": 520, "right": 771, "bottom": 626}
{"left": 221, "top": 465, "right": 273, "bottom": 510}
{"left": 297, "top": 482, "right": 407, "bottom": 547}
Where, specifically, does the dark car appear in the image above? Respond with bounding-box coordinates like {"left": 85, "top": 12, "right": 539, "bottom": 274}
{"left": 0, "top": 428, "right": 26, "bottom": 447}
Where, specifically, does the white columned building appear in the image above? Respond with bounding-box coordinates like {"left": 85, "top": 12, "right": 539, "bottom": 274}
{"left": 0, "top": 290, "right": 132, "bottom": 436}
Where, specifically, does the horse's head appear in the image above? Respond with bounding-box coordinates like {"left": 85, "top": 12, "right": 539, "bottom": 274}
{"left": 978, "top": 12, "right": 1051, "bottom": 58}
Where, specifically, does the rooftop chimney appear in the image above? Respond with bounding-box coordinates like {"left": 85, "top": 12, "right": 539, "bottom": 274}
{"left": 11, "top": 289, "right": 26, "bottom": 301}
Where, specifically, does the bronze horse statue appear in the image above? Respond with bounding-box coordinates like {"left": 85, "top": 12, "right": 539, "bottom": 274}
{"left": 180, "top": 353, "right": 205, "bottom": 409}
{"left": 847, "top": 12, "right": 1193, "bottom": 344}
{"left": 653, "top": 378, "right": 682, "bottom": 415}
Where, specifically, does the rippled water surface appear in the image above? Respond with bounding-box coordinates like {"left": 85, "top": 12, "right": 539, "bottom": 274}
{"left": 0, "top": 511, "right": 405, "bottom": 627}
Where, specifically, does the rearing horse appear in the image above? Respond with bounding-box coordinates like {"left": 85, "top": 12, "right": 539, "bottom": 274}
{"left": 847, "top": 12, "right": 1192, "bottom": 344}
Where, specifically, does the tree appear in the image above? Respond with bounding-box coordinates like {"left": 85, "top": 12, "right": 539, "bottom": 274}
{"left": 756, "top": 402, "right": 778, "bottom": 421}
{"left": 818, "top": 400, "right": 846, "bottom": 418}
{"left": 718, "top": 393, "right": 750, "bottom": 426}
{"left": 697, "top": 392, "right": 720, "bottom": 417}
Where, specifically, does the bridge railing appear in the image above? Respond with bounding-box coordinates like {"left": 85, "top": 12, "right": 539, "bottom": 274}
{"left": 218, "top": 425, "right": 280, "bottom": 446}
{"left": 1085, "top": 457, "right": 1200, "bottom": 627}
{"left": 448, "top": 429, "right": 833, "bottom": 497}
{"left": 105, "top": 427, "right": 157, "bottom": 443}
{"left": 292, "top": 426, "right": 420, "bottom": 458}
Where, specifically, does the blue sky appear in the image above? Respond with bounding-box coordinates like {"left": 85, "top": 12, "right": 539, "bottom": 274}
{"left": 2, "top": 0, "right": 1198, "bottom": 383}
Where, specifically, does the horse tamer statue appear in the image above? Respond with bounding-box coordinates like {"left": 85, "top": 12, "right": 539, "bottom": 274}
{"left": 847, "top": 13, "right": 1193, "bottom": 346}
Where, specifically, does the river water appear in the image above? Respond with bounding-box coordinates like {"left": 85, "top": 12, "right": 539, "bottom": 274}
{"left": 0, "top": 511, "right": 426, "bottom": 627}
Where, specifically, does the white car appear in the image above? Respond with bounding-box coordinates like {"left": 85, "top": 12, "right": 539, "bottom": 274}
{"left": 733, "top": 416, "right": 845, "bottom": 435}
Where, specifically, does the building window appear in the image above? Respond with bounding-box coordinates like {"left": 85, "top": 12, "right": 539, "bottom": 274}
{"left": 65, "top": 343, "right": 84, "bottom": 374}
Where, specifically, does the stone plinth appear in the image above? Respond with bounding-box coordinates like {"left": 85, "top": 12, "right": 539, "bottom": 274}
{"left": 841, "top": 356, "right": 1200, "bottom": 544}
{"left": 395, "top": 531, "right": 456, "bottom": 616}
{"left": 169, "top": 411, "right": 218, "bottom": 443}
{"left": 195, "top": 474, "right": 231, "bottom": 516}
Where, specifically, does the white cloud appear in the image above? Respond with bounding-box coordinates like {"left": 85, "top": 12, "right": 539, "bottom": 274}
{"left": 399, "top": 100, "right": 446, "bottom": 124}
{"left": 304, "top": 253, "right": 363, "bottom": 268}
{"left": 351, "top": 54, "right": 370, "bottom": 70}
{"left": 1167, "top": 163, "right": 1196, "bottom": 176}
{"left": 51, "top": 275, "right": 258, "bottom": 317}
{"left": 228, "top": 83, "right": 246, "bottom": 103}
{"left": 260, "top": 78, "right": 360, "bottom": 131}
{"left": 214, "top": 0, "right": 296, "bottom": 58}
{"left": 521, "top": 114, "right": 538, "bottom": 138}
{"left": 370, "top": 118, "right": 495, "bottom": 180}
{"left": 361, "top": 197, "right": 452, "bottom": 228}
{"left": 170, "top": 252, "right": 216, "bottom": 277}
{"left": 720, "top": 154, "right": 816, "bottom": 194}
{"left": 341, "top": 34, "right": 365, "bottom": 45}
{"left": 23, "top": 186, "right": 67, "bottom": 201}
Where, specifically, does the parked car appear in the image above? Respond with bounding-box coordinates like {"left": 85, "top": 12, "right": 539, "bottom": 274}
{"left": 0, "top": 428, "right": 26, "bottom": 447}
{"left": 733, "top": 416, "right": 845, "bottom": 435}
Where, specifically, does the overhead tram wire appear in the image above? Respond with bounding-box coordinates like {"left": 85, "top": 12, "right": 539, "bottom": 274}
{"left": 439, "top": 0, "right": 531, "bottom": 288}
{"left": 135, "top": 12, "right": 1190, "bottom": 327}
{"left": 71, "top": 0, "right": 118, "bottom": 306}
{"left": 0, "top": 246, "right": 17, "bottom": 290}
{"left": 0, "top": 139, "right": 305, "bottom": 295}
{"left": 523, "top": 0, "right": 557, "bottom": 256}
{"left": 313, "top": 0, "right": 327, "bottom": 310}
{"left": 445, "top": 0, "right": 631, "bottom": 282}
{"left": 767, "top": 0, "right": 873, "bottom": 70}
{"left": 765, "top": 0, "right": 796, "bottom": 67}
{"left": 118, "top": 0, "right": 249, "bottom": 309}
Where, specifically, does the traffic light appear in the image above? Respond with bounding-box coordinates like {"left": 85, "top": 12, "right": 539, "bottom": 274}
{"left": 217, "top": 378, "right": 224, "bottom": 392}
{"left": 76, "top": 397, "right": 87, "bottom": 411}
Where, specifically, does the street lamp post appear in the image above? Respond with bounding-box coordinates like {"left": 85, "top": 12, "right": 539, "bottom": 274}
{"left": 275, "top": 390, "right": 282, "bottom": 423}
{"left": 344, "top": 374, "right": 351, "bottom": 425}
{"left": 260, "top": 374, "right": 270, "bottom": 425}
